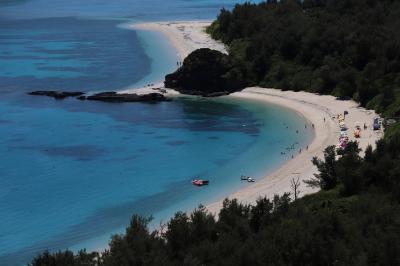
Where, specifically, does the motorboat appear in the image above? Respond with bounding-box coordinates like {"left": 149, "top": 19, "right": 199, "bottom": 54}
{"left": 241, "top": 175, "right": 255, "bottom": 182}
{"left": 247, "top": 177, "right": 255, "bottom": 183}
{"left": 240, "top": 175, "right": 248, "bottom": 180}
{"left": 192, "top": 179, "right": 209, "bottom": 186}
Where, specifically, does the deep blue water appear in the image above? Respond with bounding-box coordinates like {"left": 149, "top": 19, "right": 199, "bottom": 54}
{"left": 0, "top": 0, "right": 258, "bottom": 20}
{"left": 0, "top": 18, "right": 151, "bottom": 91}
{"left": 0, "top": 1, "right": 311, "bottom": 265}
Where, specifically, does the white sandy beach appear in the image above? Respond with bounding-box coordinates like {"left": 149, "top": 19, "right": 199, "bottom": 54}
{"left": 122, "top": 21, "right": 383, "bottom": 215}
{"left": 119, "top": 21, "right": 226, "bottom": 95}
{"left": 130, "top": 21, "right": 227, "bottom": 60}
{"left": 207, "top": 88, "right": 382, "bottom": 213}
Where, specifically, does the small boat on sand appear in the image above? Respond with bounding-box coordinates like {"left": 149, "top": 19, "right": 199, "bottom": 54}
{"left": 192, "top": 179, "right": 209, "bottom": 186}
{"left": 241, "top": 175, "right": 255, "bottom": 182}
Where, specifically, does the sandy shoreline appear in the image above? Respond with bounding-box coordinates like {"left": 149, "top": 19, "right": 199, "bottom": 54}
{"left": 129, "top": 21, "right": 227, "bottom": 61}
{"left": 119, "top": 21, "right": 226, "bottom": 94}
{"left": 207, "top": 88, "right": 381, "bottom": 213}
{"left": 123, "top": 21, "right": 383, "bottom": 215}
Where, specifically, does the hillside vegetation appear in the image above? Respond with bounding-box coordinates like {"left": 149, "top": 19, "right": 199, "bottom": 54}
{"left": 207, "top": 0, "right": 400, "bottom": 116}
{"left": 164, "top": 48, "right": 245, "bottom": 96}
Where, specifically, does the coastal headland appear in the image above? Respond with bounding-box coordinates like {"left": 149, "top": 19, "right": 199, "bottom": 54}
{"left": 119, "top": 21, "right": 383, "bottom": 214}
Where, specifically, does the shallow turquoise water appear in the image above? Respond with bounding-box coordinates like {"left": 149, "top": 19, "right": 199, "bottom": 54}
{"left": 0, "top": 1, "right": 311, "bottom": 265}
{"left": 0, "top": 94, "right": 312, "bottom": 265}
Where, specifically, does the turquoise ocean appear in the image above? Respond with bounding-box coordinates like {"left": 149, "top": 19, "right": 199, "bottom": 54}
{"left": 0, "top": 1, "right": 313, "bottom": 265}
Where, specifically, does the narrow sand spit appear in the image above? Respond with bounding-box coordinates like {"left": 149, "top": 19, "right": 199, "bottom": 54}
{"left": 121, "top": 21, "right": 383, "bottom": 215}
{"left": 120, "top": 21, "right": 225, "bottom": 94}
{"left": 129, "top": 21, "right": 227, "bottom": 60}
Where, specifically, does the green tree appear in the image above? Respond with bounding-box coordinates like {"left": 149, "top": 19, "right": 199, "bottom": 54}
{"left": 304, "top": 146, "right": 338, "bottom": 190}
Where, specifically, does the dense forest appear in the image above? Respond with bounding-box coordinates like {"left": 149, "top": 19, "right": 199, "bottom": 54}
{"left": 164, "top": 48, "right": 245, "bottom": 96}
{"left": 29, "top": 1, "right": 400, "bottom": 265}
{"left": 207, "top": 0, "right": 400, "bottom": 116}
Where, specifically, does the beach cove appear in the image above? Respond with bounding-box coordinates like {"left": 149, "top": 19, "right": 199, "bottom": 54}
{"left": 0, "top": 12, "right": 382, "bottom": 266}
{"left": 123, "top": 21, "right": 383, "bottom": 213}
{"left": 3, "top": 0, "right": 399, "bottom": 264}
{"left": 0, "top": 18, "right": 313, "bottom": 265}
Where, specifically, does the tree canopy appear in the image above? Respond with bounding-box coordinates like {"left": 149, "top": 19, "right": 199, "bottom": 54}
{"left": 207, "top": 0, "right": 400, "bottom": 116}
{"left": 164, "top": 48, "right": 245, "bottom": 96}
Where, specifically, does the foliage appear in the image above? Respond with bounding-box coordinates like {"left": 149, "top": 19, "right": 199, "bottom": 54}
{"left": 28, "top": 250, "right": 99, "bottom": 266}
{"left": 164, "top": 48, "right": 245, "bottom": 96}
{"left": 207, "top": 0, "right": 400, "bottom": 116}
{"left": 304, "top": 145, "right": 338, "bottom": 190}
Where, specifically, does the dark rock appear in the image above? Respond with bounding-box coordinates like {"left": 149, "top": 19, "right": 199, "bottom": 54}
{"left": 336, "top": 96, "right": 352, "bottom": 101}
{"left": 27, "top": 90, "right": 170, "bottom": 103}
{"left": 154, "top": 88, "right": 167, "bottom": 93}
{"left": 28, "top": 91, "right": 84, "bottom": 99}
{"left": 204, "top": 91, "right": 230, "bottom": 97}
{"left": 164, "top": 48, "right": 246, "bottom": 97}
{"left": 86, "top": 92, "right": 170, "bottom": 103}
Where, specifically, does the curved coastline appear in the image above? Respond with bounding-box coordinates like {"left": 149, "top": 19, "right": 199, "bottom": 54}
{"left": 207, "top": 88, "right": 376, "bottom": 213}
{"left": 121, "top": 21, "right": 383, "bottom": 215}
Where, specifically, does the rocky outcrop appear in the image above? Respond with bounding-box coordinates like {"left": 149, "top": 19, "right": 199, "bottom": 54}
{"left": 28, "top": 90, "right": 169, "bottom": 103}
{"left": 28, "top": 91, "right": 84, "bottom": 99}
{"left": 164, "top": 48, "right": 245, "bottom": 97}
{"left": 83, "top": 92, "right": 169, "bottom": 102}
